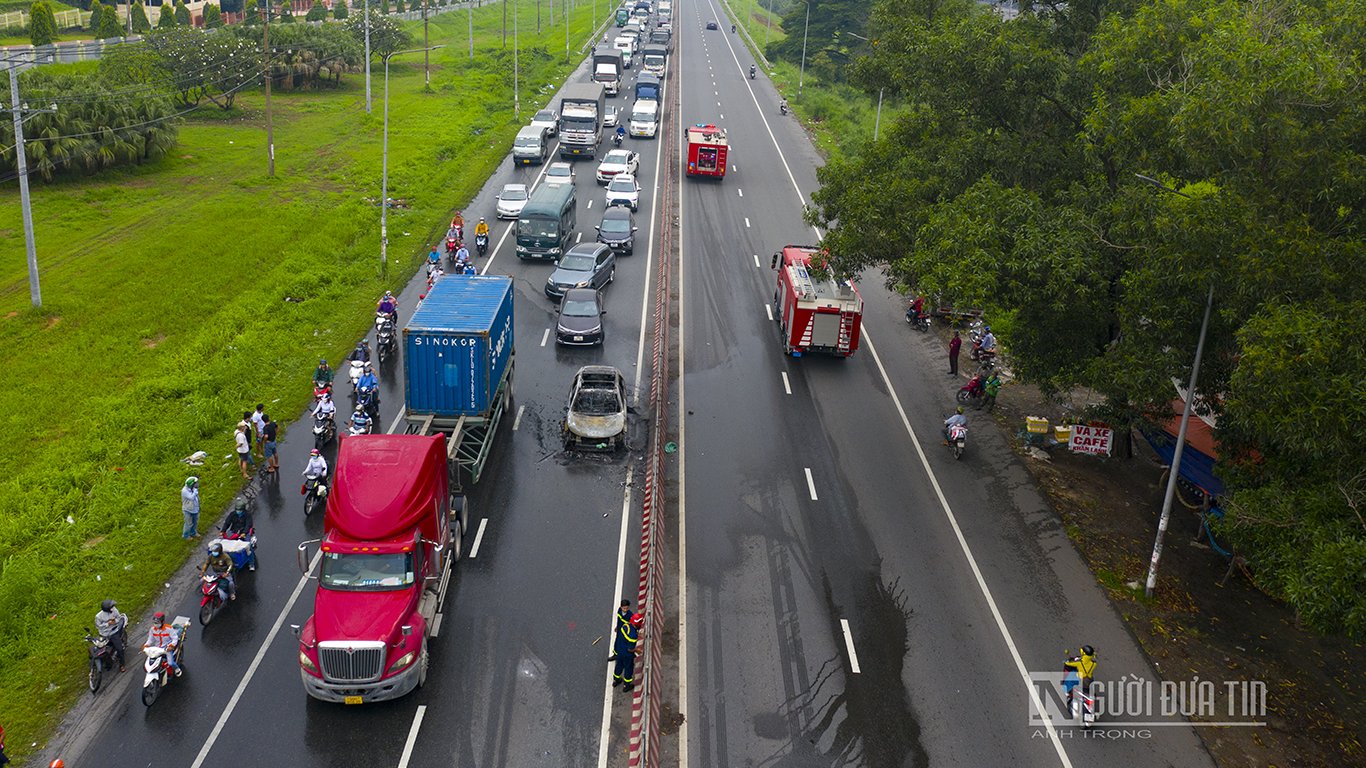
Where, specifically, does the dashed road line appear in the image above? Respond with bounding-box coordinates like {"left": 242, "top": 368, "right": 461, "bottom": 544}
{"left": 764, "top": 303, "right": 773, "bottom": 321}
{"left": 752, "top": 254, "right": 760, "bottom": 268}
{"left": 396, "top": 705, "right": 427, "bottom": 768}
{"left": 840, "top": 619, "right": 862, "bottom": 674}
{"left": 540, "top": 328, "right": 550, "bottom": 347}
{"left": 512, "top": 404, "right": 525, "bottom": 431}
{"left": 469, "top": 518, "right": 489, "bottom": 558}
{"left": 781, "top": 371, "right": 791, "bottom": 394}
{"left": 804, "top": 467, "right": 818, "bottom": 500}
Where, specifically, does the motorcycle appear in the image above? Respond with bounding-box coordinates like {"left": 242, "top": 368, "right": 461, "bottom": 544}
{"left": 348, "top": 418, "right": 374, "bottom": 438}
{"left": 956, "top": 373, "right": 986, "bottom": 407}
{"left": 141, "top": 619, "right": 187, "bottom": 708}
{"left": 1063, "top": 658, "right": 1097, "bottom": 728}
{"left": 971, "top": 342, "right": 998, "bottom": 370}
{"left": 348, "top": 359, "right": 364, "bottom": 395}
{"left": 198, "top": 572, "right": 232, "bottom": 626}
{"left": 303, "top": 474, "right": 328, "bottom": 517}
{"left": 445, "top": 236, "right": 459, "bottom": 257}
{"left": 749, "top": 65, "right": 756, "bottom": 79}
{"left": 375, "top": 314, "right": 396, "bottom": 363}
{"left": 312, "top": 381, "right": 332, "bottom": 403}
{"left": 475, "top": 232, "right": 489, "bottom": 257}
{"left": 312, "top": 413, "right": 336, "bottom": 449}
{"left": 612, "top": 131, "right": 623, "bottom": 147}
{"left": 946, "top": 423, "right": 968, "bottom": 459}
{"left": 357, "top": 386, "right": 379, "bottom": 421}
{"left": 84, "top": 627, "right": 124, "bottom": 694}
{"left": 905, "top": 307, "right": 931, "bottom": 332}
{"left": 780, "top": 102, "right": 788, "bottom": 116}
{"left": 216, "top": 529, "right": 258, "bottom": 571}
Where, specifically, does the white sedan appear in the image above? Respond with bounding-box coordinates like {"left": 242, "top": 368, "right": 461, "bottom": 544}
{"left": 545, "top": 161, "right": 576, "bottom": 186}
{"left": 605, "top": 173, "right": 640, "bottom": 211}
{"left": 595, "top": 149, "right": 640, "bottom": 184}
{"left": 602, "top": 104, "right": 620, "bottom": 128}
{"left": 495, "top": 183, "right": 529, "bottom": 219}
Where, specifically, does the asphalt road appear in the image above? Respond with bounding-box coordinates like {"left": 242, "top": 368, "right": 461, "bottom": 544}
{"left": 675, "top": 0, "right": 1218, "bottom": 766}
{"left": 61, "top": 37, "right": 663, "bottom": 768}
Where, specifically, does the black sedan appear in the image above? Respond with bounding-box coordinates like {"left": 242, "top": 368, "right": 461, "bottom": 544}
{"left": 705, "top": 20, "right": 718, "bottom": 30}
{"left": 555, "top": 288, "right": 606, "bottom": 346}
{"left": 596, "top": 205, "right": 637, "bottom": 254}
{"left": 545, "top": 243, "right": 616, "bottom": 301}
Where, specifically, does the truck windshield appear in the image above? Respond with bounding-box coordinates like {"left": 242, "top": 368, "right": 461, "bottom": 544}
{"left": 644, "top": 55, "right": 664, "bottom": 67}
{"left": 562, "top": 116, "right": 596, "bottom": 129}
{"left": 518, "top": 216, "right": 559, "bottom": 239}
{"left": 320, "top": 552, "right": 415, "bottom": 591}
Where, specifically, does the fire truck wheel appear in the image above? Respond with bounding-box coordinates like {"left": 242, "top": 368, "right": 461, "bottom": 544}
{"left": 416, "top": 648, "right": 429, "bottom": 688}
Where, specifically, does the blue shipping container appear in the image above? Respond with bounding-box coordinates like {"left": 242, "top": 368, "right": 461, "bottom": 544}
{"left": 403, "top": 276, "right": 515, "bottom": 418}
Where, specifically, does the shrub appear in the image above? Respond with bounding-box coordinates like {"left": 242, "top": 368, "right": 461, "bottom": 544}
{"left": 173, "top": 0, "right": 188, "bottom": 24}
{"left": 156, "top": 0, "right": 175, "bottom": 25}
{"left": 96, "top": 4, "right": 122, "bottom": 36}
{"left": 29, "top": 0, "right": 57, "bottom": 45}
{"left": 394, "top": 0, "right": 404, "bottom": 12}
{"left": 131, "top": 0, "right": 150, "bottom": 31}
{"left": 203, "top": 2, "right": 221, "bottom": 27}
{"left": 332, "top": 0, "right": 346, "bottom": 18}
{"left": 305, "top": 1, "right": 327, "bottom": 20}
{"left": 86, "top": 0, "right": 103, "bottom": 31}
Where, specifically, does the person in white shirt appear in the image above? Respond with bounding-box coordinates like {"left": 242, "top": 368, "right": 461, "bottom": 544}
{"left": 303, "top": 449, "right": 329, "bottom": 480}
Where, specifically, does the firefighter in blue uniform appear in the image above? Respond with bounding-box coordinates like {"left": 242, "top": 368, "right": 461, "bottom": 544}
{"left": 613, "top": 612, "right": 644, "bottom": 692}
{"left": 615, "top": 599, "right": 632, "bottom": 632}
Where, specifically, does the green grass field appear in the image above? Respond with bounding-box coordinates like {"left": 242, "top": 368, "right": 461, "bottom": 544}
{"left": 0, "top": 3, "right": 607, "bottom": 760}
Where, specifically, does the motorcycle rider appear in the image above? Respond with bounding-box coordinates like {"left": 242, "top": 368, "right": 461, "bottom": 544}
{"left": 201, "top": 542, "right": 236, "bottom": 601}
{"left": 1062, "top": 645, "right": 1098, "bottom": 708}
{"left": 462, "top": 261, "right": 477, "bottom": 276}
{"left": 749, "top": 64, "right": 756, "bottom": 78}
{"left": 780, "top": 98, "right": 788, "bottom": 114}
{"left": 312, "top": 391, "right": 337, "bottom": 428}
{"left": 304, "top": 448, "right": 329, "bottom": 481}
{"left": 450, "top": 211, "right": 465, "bottom": 241}
{"left": 427, "top": 244, "right": 441, "bottom": 268}
{"left": 981, "top": 371, "right": 1003, "bottom": 412}
{"left": 474, "top": 217, "right": 490, "bottom": 240}
{"left": 350, "top": 404, "right": 373, "bottom": 435}
{"left": 312, "top": 359, "right": 333, "bottom": 391}
{"left": 222, "top": 499, "right": 256, "bottom": 571}
{"left": 454, "top": 243, "right": 471, "bottom": 268}
{"left": 349, "top": 339, "right": 372, "bottom": 366}
{"left": 905, "top": 295, "right": 926, "bottom": 322}
{"left": 95, "top": 598, "right": 128, "bottom": 672}
{"left": 377, "top": 291, "right": 398, "bottom": 322}
{"left": 943, "top": 407, "right": 967, "bottom": 443}
{"left": 142, "top": 612, "right": 181, "bottom": 676}
{"left": 616, "top": 123, "right": 627, "bottom": 143}
{"left": 357, "top": 362, "right": 378, "bottom": 397}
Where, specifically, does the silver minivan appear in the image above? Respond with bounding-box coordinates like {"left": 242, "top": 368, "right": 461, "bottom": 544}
{"left": 513, "top": 125, "right": 551, "bottom": 166}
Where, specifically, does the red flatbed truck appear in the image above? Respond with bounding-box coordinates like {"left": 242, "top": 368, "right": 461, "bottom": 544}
{"left": 770, "top": 245, "right": 864, "bottom": 357}
{"left": 685, "top": 124, "right": 727, "bottom": 178}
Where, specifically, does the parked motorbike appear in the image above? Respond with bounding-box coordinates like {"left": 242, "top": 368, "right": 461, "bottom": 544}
{"left": 198, "top": 572, "right": 232, "bottom": 626}
{"left": 84, "top": 627, "right": 125, "bottom": 693}
{"left": 905, "top": 308, "right": 931, "bottom": 332}
{"left": 313, "top": 413, "right": 336, "bottom": 449}
{"left": 956, "top": 372, "right": 985, "bottom": 407}
{"left": 475, "top": 232, "right": 489, "bottom": 257}
{"left": 946, "top": 423, "right": 968, "bottom": 460}
{"left": 375, "top": 314, "right": 396, "bottom": 364}
{"left": 303, "top": 474, "right": 328, "bottom": 517}
{"left": 141, "top": 619, "right": 187, "bottom": 708}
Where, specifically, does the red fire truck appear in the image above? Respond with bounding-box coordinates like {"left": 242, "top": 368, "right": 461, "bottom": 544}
{"left": 771, "top": 245, "right": 864, "bottom": 357}
{"left": 685, "top": 124, "right": 728, "bottom": 179}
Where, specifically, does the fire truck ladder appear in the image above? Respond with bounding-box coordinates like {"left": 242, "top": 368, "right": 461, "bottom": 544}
{"left": 837, "top": 310, "right": 857, "bottom": 352}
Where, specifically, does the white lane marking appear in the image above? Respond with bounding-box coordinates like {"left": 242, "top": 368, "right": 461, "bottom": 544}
{"left": 732, "top": 164, "right": 737, "bottom": 172}
{"left": 396, "top": 705, "right": 427, "bottom": 768}
{"left": 597, "top": 465, "right": 636, "bottom": 768}
{"left": 737, "top": 188, "right": 743, "bottom": 197}
{"left": 431, "top": 612, "right": 443, "bottom": 638}
{"left": 752, "top": 254, "right": 759, "bottom": 268}
{"left": 188, "top": 551, "right": 321, "bottom": 768}
{"left": 840, "top": 619, "right": 861, "bottom": 674}
{"left": 576, "top": 232, "right": 583, "bottom": 243}
{"left": 717, "top": 101, "right": 722, "bottom": 107}
{"left": 744, "top": 217, "right": 750, "bottom": 228}
{"left": 677, "top": 23, "right": 692, "bottom": 768}
{"left": 469, "top": 518, "right": 489, "bottom": 558}
{"left": 764, "top": 302, "right": 773, "bottom": 321}
{"left": 720, "top": 113, "right": 724, "bottom": 119}
{"left": 781, "top": 371, "right": 791, "bottom": 395}
{"left": 512, "top": 404, "right": 525, "bottom": 431}
{"left": 862, "top": 331, "right": 1076, "bottom": 767}
{"left": 540, "top": 328, "right": 550, "bottom": 347}
{"left": 588, "top": 199, "right": 594, "bottom": 209}
{"left": 386, "top": 410, "right": 406, "bottom": 435}
{"left": 804, "top": 467, "right": 818, "bottom": 500}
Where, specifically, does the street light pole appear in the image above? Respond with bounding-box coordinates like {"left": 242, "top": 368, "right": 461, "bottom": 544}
{"left": 381, "top": 45, "right": 445, "bottom": 276}
{"left": 874, "top": 87, "right": 883, "bottom": 140}
{"left": 469, "top": 0, "right": 475, "bottom": 58}
{"left": 365, "top": 0, "right": 373, "bottom": 113}
{"left": 513, "top": 0, "right": 520, "bottom": 120}
{"left": 1134, "top": 173, "right": 1216, "bottom": 599}
{"left": 263, "top": 0, "right": 274, "bottom": 177}
{"left": 797, "top": 1, "right": 809, "bottom": 97}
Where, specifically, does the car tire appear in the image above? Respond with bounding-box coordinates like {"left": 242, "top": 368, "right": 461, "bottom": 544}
{"left": 609, "top": 267, "right": 616, "bottom": 284}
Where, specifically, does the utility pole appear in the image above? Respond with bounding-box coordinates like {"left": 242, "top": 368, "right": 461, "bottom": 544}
{"left": 365, "top": 0, "right": 373, "bottom": 113}
{"left": 263, "top": 0, "right": 274, "bottom": 176}
{"left": 797, "top": 1, "right": 809, "bottom": 97}
{"left": 503, "top": 0, "right": 507, "bottom": 48}
{"left": 513, "top": 0, "right": 520, "bottom": 120}
{"left": 423, "top": 0, "right": 430, "bottom": 87}
{"left": 4, "top": 55, "right": 56, "bottom": 308}
{"left": 468, "top": 0, "right": 474, "bottom": 58}
{"left": 564, "top": 0, "right": 568, "bottom": 61}
{"left": 126, "top": 0, "right": 132, "bottom": 36}
{"left": 873, "top": 88, "right": 883, "bottom": 140}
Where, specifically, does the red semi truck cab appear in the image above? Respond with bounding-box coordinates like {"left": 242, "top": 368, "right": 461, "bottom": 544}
{"left": 771, "top": 245, "right": 864, "bottom": 357}
{"left": 685, "top": 124, "right": 727, "bottom": 178}
{"left": 295, "top": 434, "right": 464, "bottom": 704}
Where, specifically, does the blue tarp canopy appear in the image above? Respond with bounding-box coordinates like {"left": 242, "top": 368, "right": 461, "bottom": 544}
{"left": 1142, "top": 429, "right": 1226, "bottom": 498}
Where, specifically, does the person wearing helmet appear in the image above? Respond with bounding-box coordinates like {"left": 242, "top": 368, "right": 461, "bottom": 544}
{"left": 611, "top": 612, "right": 644, "bottom": 692}
{"left": 181, "top": 476, "right": 201, "bottom": 539}
{"left": 350, "top": 403, "right": 373, "bottom": 435}
{"left": 450, "top": 211, "right": 465, "bottom": 241}
{"left": 356, "top": 363, "right": 378, "bottom": 396}
{"left": 303, "top": 448, "right": 329, "bottom": 483}
{"left": 1062, "top": 645, "right": 1097, "bottom": 706}
{"left": 474, "top": 217, "right": 490, "bottom": 238}
{"left": 222, "top": 499, "right": 257, "bottom": 571}
{"left": 377, "top": 291, "right": 398, "bottom": 322}
{"left": 428, "top": 243, "right": 441, "bottom": 267}
{"left": 95, "top": 598, "right": 128, "bottom": 672}
{"left": 313, "top": 359, "right": 334, "bottom": 392}
{"left": 943, "top": 407, "right": 967, "bottom": 443}
{"left": 143, "top": 611, "right": 181, "bottom": 675}
{"left": 453, "top": 242, "right": 471, "bottom": 268}
{"left": 201, "top": 541, "right": 236, "bottom": 601}
{"left": 312, "top": 390, "right": 337, "bottom": 427}
{"left": 349, "top": 339, "right": 371, "bottom": 366}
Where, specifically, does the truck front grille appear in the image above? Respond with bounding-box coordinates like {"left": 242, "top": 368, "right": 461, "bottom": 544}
{"left": 318, "top": 643, "right": 385, "bottom": 683}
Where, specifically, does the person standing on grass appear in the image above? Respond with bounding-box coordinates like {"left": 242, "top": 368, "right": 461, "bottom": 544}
{"left": 948, "top": 330, "right": 962, "bottom": 376}
{"left": 235, "top": 422, "right": 253, "bottom": 478}
{"left": 262, "top": 414, "right": 279, "bottom": 474}
{"left": 251, "top": 404, "right": 267, "bottom": 457}
{"left": 181, "top": 476, "right": 201, "bottom": 539}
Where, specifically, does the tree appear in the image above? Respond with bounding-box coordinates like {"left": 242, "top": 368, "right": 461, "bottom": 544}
{"left": 135, "top": 27, "right": 257, "bottom": 108}
{"left": 131, "top": 0, "right": 150, "bottom": 31}
{"left": 394, "top": 0, "right": 404, "bottom": 12}
{"left": 156, "top": 0, "right": 176, "bottom": 26}
{"left": 203, "top": 2, "right": 222, "bottom": 26}
{"left": 280, "top": 3, "right": 294, "bottom": 20}
{"left": 173, "top": 0, "right": 189, "bottom": 24}
{"left": 379, "top": 0, "right": 388, "bottom": 14}
{"left": 29, "top": 0, "right": 58, "bottom": 45}
{"left": 305, "top": 1, "right": 328, "bottom": 20}
{"left": 808, "top": 0, "right": 1366, "bottom": 634}
{"left": 243, "top": 0, "right": 258, "bottom": 23}
{"left": 97, "top": 2, "right": 124, "bottom": 36}
{"left": 333, "top": 0, "right": 347, "bottom": 19}
{"left": 87, "top": 0, "right": 104, "bottom": 32}
{"left": 343, "top": 12, "right": 411, "bottom": 57}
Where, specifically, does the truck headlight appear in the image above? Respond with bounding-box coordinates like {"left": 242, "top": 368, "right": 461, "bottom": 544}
{"left": 387, "top": 651, "right": 417, "bottom": 674}
{"left": 549, "top": 247, "right": 562, "bottom": 255}
{"left": 299, "top": 651, "right": 319, "bottom": 673}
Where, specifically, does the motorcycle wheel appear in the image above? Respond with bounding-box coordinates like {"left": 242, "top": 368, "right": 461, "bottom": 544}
{"left": 88, "top": 658, "right": 103, "bottom": 693}
{"left": 199, "top": 598, "right": 217, "bottom": 626}
{"left": 304, "top": 492, "right": 318, "bottom": 517}
{"left": 142, "top": 679, "right": 160, "bottom": 707}
{"left": 955, "top": 390, "right": 972, "bottom": 404}
{"left": 952, "top": 443, "right": 964, "bottom": 460}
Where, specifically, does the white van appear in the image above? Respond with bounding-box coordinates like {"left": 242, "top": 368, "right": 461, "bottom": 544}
{"left": 629, "top": 99, "right": 659, "bottom": 138}
{"left": 612, "top": 36, "right": 635, "bottom": 68}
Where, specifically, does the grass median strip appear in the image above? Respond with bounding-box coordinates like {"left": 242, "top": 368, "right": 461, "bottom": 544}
{"left": 0, "top": 3, "right": 602, "bottom": 760}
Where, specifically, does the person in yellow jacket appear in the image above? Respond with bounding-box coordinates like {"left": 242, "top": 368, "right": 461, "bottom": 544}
{"left": 474, "top": 218, "right": 490, "bottom": 238}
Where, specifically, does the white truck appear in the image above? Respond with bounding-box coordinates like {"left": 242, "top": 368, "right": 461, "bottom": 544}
{"left": 612, "top": 36, "right": 636, "bottom": 69}
{"left": 593, "top": 50, "right": 625, "bottom": 97}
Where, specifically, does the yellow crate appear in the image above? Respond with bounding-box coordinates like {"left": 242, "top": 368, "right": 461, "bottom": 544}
{"left": 1026, "top": 416, "right": 1050, "bottom": 434}
{"left": 1054, "top": 425, "right": 1073, "bottom": 442}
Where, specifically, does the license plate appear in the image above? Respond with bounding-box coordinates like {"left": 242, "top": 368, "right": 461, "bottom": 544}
{"left": 574, "top": 335, "right": 584, "bottom": 341}
{"left": 344, "top": 695, "right": 363, "bottom": 705}
{"left": 572, "top": 149, "right": 582, "bottom": 154}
